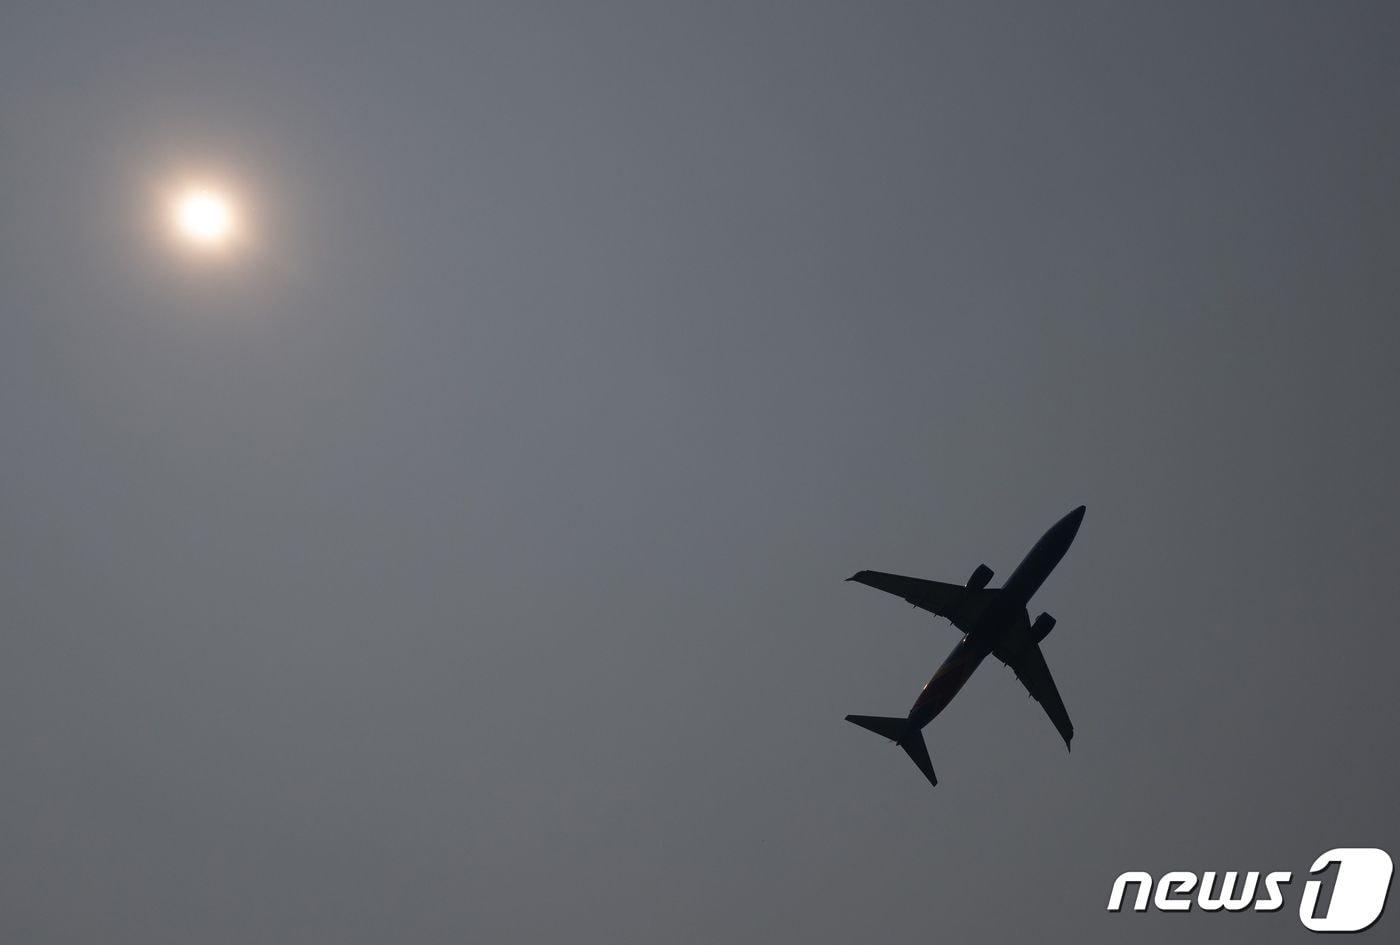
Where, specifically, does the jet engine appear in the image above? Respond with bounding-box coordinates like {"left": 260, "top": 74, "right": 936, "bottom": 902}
{"left": 1030, "top": 612, "right": 1056, "bottom": 644}
{"left": 966, "top": 564, "right": 993, "bottom": 591}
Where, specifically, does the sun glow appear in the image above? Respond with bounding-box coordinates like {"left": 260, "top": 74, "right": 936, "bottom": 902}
{"left": 170, "top": 186, "right": 239, "bottom": 250}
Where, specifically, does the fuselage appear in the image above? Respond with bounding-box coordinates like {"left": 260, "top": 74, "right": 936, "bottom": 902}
{"left": 906, "top": 505, "right": 1084, "bottom": 730}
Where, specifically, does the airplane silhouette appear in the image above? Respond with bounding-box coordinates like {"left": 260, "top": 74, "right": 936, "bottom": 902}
{"left": 845, "top": 505, "right": 1084, "bottom": 787}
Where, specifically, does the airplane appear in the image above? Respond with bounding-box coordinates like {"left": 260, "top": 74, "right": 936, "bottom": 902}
{"left": 845, "top": 505, "right": 1085, "bottom": 787}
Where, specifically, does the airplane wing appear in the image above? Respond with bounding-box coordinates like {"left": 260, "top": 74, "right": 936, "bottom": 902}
{"left": 1003, "top": 640, "right": 1074, "bottom": 750}
{"left": 845, "top": 570, "right": 995, "bottom": 634}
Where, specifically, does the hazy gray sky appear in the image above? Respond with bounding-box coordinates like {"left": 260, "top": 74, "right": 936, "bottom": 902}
{"left": 2, "top": 3, "right": 1397, "bottom": 943}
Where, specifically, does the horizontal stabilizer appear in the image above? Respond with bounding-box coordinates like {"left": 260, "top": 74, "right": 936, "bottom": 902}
{"left": 845, "top": 714, "right": 907, "bottom": 742}
{"left": 845, "top": 714, "right": 938, "bottom": 787}
{"left": 900, "top": 729, "right": 938, "bottom": 787}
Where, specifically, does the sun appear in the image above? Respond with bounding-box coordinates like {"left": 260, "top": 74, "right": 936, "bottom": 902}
{"left": 171, "top": 187, "right": 238, "bottom": 249}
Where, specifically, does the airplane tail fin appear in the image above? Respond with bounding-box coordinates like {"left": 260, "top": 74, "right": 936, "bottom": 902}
{"left": 899, "top": 729, "right": 938, "bottom": 787}
{"left": 845, "top": 714, "right": 907, "bottom": 741}
{"left": 845, "top": 714, "right": 938, "bottom": 787}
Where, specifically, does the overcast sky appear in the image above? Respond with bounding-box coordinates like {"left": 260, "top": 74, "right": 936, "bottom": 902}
{"left": 2, "top": 3, "right": 1398, "bottom": 943}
